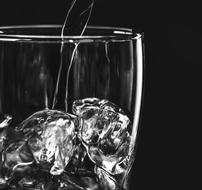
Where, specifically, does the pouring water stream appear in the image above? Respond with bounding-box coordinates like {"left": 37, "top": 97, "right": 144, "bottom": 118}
{"left": 52, "top": 0, "right": 94, "bottom": 111}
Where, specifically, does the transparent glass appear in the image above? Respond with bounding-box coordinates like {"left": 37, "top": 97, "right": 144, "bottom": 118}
{"left": 0, "top": 25, "right": 144, "bottom": 190}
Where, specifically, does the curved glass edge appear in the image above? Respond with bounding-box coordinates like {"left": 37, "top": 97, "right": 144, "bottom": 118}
{"left": 122, "top": 34, "right": 144, "bottom": 189}
{"left": 0, "top": 25, "right": 142, "bottom": 42}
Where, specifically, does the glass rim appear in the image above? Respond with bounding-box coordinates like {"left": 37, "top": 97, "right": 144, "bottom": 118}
{"left": 0, "top": 25, "right": 142, "bottom": 42}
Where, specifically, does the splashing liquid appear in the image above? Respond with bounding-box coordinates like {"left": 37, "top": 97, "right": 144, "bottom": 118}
{"left": 52, "top": 0, "right": 94, "bottom": 112}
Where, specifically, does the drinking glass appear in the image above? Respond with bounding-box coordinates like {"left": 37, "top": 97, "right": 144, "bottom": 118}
{"left": 0, "top": 25, "right": 144, "bottom": 190}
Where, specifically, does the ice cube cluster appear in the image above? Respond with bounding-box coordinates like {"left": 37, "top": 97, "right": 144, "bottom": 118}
{"left": 0, "top": 98, "right": 131, "bottom": 190}
{"left": 73, "top": 98, "right": 131, "bottom": 175}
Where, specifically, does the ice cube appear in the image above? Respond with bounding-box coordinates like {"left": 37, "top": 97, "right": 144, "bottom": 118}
{"left": 72, "top": 98, "right": 131, "bottom": 175}
{"left": 65, "top": 142, "right": 87, "bottom": 174}
{"left": 0, "top": 178, "right": 7, "bottom": 189}
{"left": 17, "top": 176, "right": 38, "bottom": 189}
{"left": 95, "top": 167, "right": 118, "bottom": 190}
{"left": 0, "top": 129, "right": 6, "bottom": 153}
{"left": 58, "top": 172, "right": 99, "bottom": 190}
{"left": 15, "top": 171, "right": 60, "bottom": 190}
{"left": 58, "top": 173, "right": 85, "bottom": 190}
{"left": 78, "top": 175, "right": 99, "bottom": 190}
{"left": 0, "top": 139, "right": 34, "bottom": 183}
{"left": 0, "top": 114, "right": 12, "bottom": 153}
{"left": 0, "top": 114, "right": 12, "bottom": 129}
{"left": 72, "top": 97, "right": 100, "bottom": 116}
{"left": 17, "top": 109, "right": 77, "bottom": 175}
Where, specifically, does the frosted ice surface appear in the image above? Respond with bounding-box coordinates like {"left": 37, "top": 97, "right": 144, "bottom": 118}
{"left": 73, "top": 98, "right": 131, "bottom": 175}
{"left": 17, "top": 109, "right": 77, "bottom": 175}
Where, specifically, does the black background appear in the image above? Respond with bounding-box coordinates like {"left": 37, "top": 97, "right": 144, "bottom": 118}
{"left": 0, "top": 0, "right": 200, "bottom": 189}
